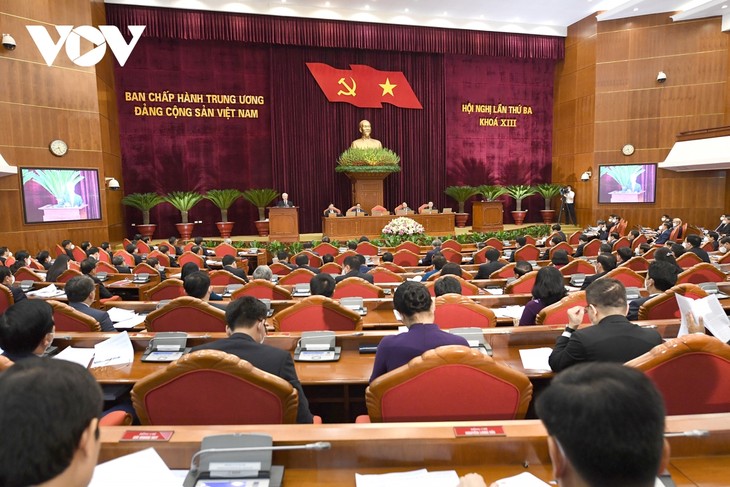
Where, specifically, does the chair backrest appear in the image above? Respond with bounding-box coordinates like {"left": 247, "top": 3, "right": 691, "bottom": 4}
{"left": 144, "top": 279, "right": 186, "bottom": 301}
{"left": 334, "top": 250, "right": 357, "bottom": 266}
{"left": 675, "top": 252, "right": 703, "bottom": 269}
{"left": 677, "top": 263, "right": 726, "bottom": 284}
{"left": 13, "top": 267, "right": 44, "bottom": 282}
{"left": 643, "top": 247, "right": 657, "bottom": 259}
{"left": 549, "top": 241, "right": 573, "bottom": 258}
{"left": 145, "top": 296, "right": 227, "bottom": 332}
{"left": 269, "top": 262, "right": 293, "bottom": 276}
{"left": 272, "top": 295, "right": 362, "bottom": 332}
{"left": 623, "top": 256, "right": 649, "bottom": 272}
{"left": 395, "top": 241, "right": 421, "bottom": 254}
{"left": 523, "top": 235, "right": 537, "bottom": 246}
{"left": 136, "top": 241, "right": 151, "bottom": 254}
{"left": 371, "top": 204, "right": 388, "bottom": 215}
{"left": 48, "top": 300, "right": 101, "bottom": 332}
{"left": 209, "top": 270, "right": 247, "bottom": 286}
{"left": 701, "top": 241, "right": 715, "bottom": 252}
{"left": 626, "top": 334, "right": 730, "bottom": 415}
{"left": 2, "top": 258, "right": 14, "bottom": 268}
{"left": 333, "top": 277, "right": 384, "bottom": 299}
{"left": 214, "top": 243, "right": 237, "bottom": 257}
{"left": 425, "top": 275, "right": 479, "bottom": 296}
{"left": 54, "top": 244, "right": 66, "bottom": 257}
{"left": 381, "top": 262, "right": 406, "bottom": 273}
{"left": 669, "top": 223, "right": 687, "bottom": 242}
{"left": 183, "top": 242, "right": 194, "bottom": 252}
{"left": 441, "top": 239, "right": 462, "bottom": 252}
{"left": 56, "top": 269, "right": 82, "bottom": 284}
{"left": 133, "top": 262, "right": 158, "bottom": 276}
{"left": 392, "top": 249, "right": 420, "bottom": 267}
{"left": 513, "top": 244, "right": 540, "bottom": 262}
{"left": 232, "top": 280, "right": 292, "bottom": 301}
{"left": 603, "top": 267, "right": 644, "bottom": 288}
{"left": 319, "top": 262, "right": 342, "bottom": 274}
{"left": 484, "top": 238, "right": 503, "bottom": 251}
{"left": 356, "top": 242, "right": 378, "bottom": 256}
{"left": 122, "top": 238, "right": 133, "bottom": 248}
{"left": 312, "top": 242, "right": 338, "bottom": 257}
{"left": 278, "top": 268, "right": 316, "bottom": 286}
{"left": 178, "top": 251, "right": 204, "bottom": 269}
{"left": 434, "top": 294, "right": 496, "bottom": 328}
{"left": 440, "top": 247, "right": 463, "bottom": 264}
{"left": 147, "top": 250, "right": 171, "bottom": 267}
{"left": 638, "top": 284, "right": 708, "bottom": 320}
{"left": 582, "top": 239, "right": 601, "bottom": 257}
{"left": 71, "top": 247, "right": 87, "bottom": 262}
{"left": 95, "top": 260, "right": 118, "bottom": 274}
{"left": 114, "top": 250, "right": 135, "bottom": 266}
{"left": 472, "top": 246, "right": 497, "bottom": 265}
{"left": 613, "top": 236, "right": 630, "bottom": 249}
{"left": 615, "top": 219, "right": 628, "bottom": 236}
{"left": 365, "top": 345, "right": 532, "bottom": 422}
{"left": 96, "top": 250, "right": 112, "bottom": 264}
{"left": 490, "top": 262, "right": 516, "bottom": 279}
{"left": 568, "top": 231, "right": 581, "bottom": 245}
{"left": 291, "top": 251, "right": 322, "bottom": 268}
{"left": 131, "top": 349, "right": 298, "bottom": 425}
{"left": 631, "top": 233, "right": 648, "bottom": 250}
{"left": 504, "top": 270, "right": 538, "bottom": 294}
{"left": 558, "top": 258, "right": 595, "bottom": 276}
{"left": 0, "top": 285, "right": 14, "bottom": 315}
{"left": 536, "top": 292, "right": 591, "bottom": 326}
{"left": 368, "top": 267, "right": 404, "bottom": 284}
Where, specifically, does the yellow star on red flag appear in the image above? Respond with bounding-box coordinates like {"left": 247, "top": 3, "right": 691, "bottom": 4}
{"left": 379, "top": 78, "right": 397, "bottom": 96}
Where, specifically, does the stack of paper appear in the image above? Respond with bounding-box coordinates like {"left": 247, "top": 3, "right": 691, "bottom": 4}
{"left": 90, "top": 448, "right": 181, "bottom": 487}
{"left": 491, "top": 472, "right": 551, "bottom": 486}
{"left": 90, "top": 331, "right": 134, "bottom": 368}
{"left": 519, "top": 347, "right": 553, "bottom": 370}
{"left": 26, "top": 284, "right": 65, "bottom": 298}
{"left": 107, "top": 307, "right": 146, "bottom": 330}
{"left": 492, "top": 306, "right": 525, "bottom": 320}
{"left": 356, "top": 469, "right": 459, "bottom": 487}
{"left": 53, "top": 347, "right": 96, "bottom": 368}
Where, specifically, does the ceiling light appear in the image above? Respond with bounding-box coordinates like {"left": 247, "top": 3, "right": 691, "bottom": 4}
{"left": 404, "top": 8, "right": 409, "bottom": 12}
{"left": 443, "top": 11, "right": 448, "bottom": 16}
{"left": 364, "top": 4, "right": 370, "bottom": 9}
{"left": 633, "top": 7, "right": 639, "bottom": 11}
{"left": 325, "top": 1, "right": 330, "bottom": 5}
{"left": 724, "top": 4, "right": 728, "bottom": 8}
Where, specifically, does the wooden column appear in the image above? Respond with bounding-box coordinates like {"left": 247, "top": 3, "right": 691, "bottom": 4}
{"left": 344, "top": 172, "right": 391, "bottom": 213}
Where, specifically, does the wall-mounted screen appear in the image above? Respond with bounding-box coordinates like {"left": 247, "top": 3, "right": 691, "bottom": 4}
{"left": 20, "top": 168, "right": 102, "bottom": 224}
{"left": 598, "top": 164, "right": 657, "bottom": 204}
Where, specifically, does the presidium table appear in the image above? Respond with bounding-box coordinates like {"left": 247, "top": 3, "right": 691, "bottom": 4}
{"left": 322, "top": 213, "right": 455, "bottom": 240}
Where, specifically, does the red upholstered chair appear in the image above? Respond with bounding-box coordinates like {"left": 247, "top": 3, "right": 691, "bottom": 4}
{"left": 568, "top": 231, "right": 581, "bottom": 245}
{"left": 472, "top": 246, "right": 497, "bottom": 264}
{"left": 549, "top": 241, "right": 573, "bottom": 258}
{"left": 381, "top": 262, "right": 406, "bottom": 273}
{"left": 334, "top": 250, "right": 357, "bottom": 266}
{"left": 319, "top": 262, "right": 342, "bottom": 274}
{"left": 603, "top": 267, "right": 644, "bottom": 288}
{"left": 434, "top": 294, "right": 496, "bottom": 328}
{"left": 56, "top": 269, "right": 82, "bottom": 284}
{"left": 99, "top": 410, "right": 133, "bottom": 426}
{"left": 122, "top": 238, "right": 133, "bottom": 248}
{"left": 513, "top": 244, "right": 540, "bottom": 261}
{"left": 13, "top": 267, "right": 44, "bottom": 282}
{"left": 178, "top": 251, "right": 204, "bottom": 269}
{"left": 669, "top": 223, "right": 687, "bottom": 242}
{"left": 232, "top": 280, "right": 292, "bottom": 301}
{"left": 368, "top": 267, "right": 405, "bottom": 284}
{"left": 269, "top": 262, "right": 293, "bottom": 276}
{"left": 133, "top": 262, "right": 159, "bottom": 276}
{"left": 147, "top": 250, "right": 170, "bottom": 267}
{"left": 144, "top": 296, "right": 226, "bottom": 332}
{"left": 643, "top": 247, "right": 657, "bottom": 259}
{"left": 425, "top": 275, "right": 479, "bottom": 296}
{"left": 96, "top": 250, "right": 112, "bottom": 264}
{"left": 214, "top": 242, "right": 237, "bottom": 257}
{"left": 272, "top": 295, "right": 362, "bottom": 332}
{"left": 536, "top": 292, "right": 590, "bottom": 326}
{"left": 523, "top": 235, "right": 537, "bottom": 246}
{"left": 581, "top": 239, "right": 601, "bottom": 257}
{"left": 0, "top": 285, "right": 14, "bottom": 315}
{"left": 613, "top": 236, "right": 630, "bottom": 250}
{"left": 544, "top": 232, "right": 560, "bottom": 247}
{"left": 209, "top": 270, "right": 247, "bottom": 286}
{"left": 701, "top": 241, "right": 715, "bottom": 252}
{"left": 626, "top": 334, "right": 730, "bottom": 415}
{"left": 631, "top": 233, "right": 648, "bottom": 250}
{"left": 371, "top": 204, "right": 389, "bottom": 215}
{"left": 559, "top": 259, "right": 595, "bottom": 276}
{"left": 361, "top": 345, "right": 532, "bottom": 422}
{"left": 143, "top": 279, "right": 186, "bottom": 301}
{"left": 131, "top": 350, "right": 299, "bottom": 425}
{"left": 48, "top": 300, "right": 101, "bottom": 332}
{"left": 440, "top": 247, "right": 463, "bottom": 264}
{"left": 615, "top": 219, "right": 628, "bottom": 236}
{"left": 356, "top": 241, "right": 379, "bottom": 256}
{"left": 719, "top": 251, "right": 730, "bottom": 265}
{"left": 677, "top": 263, "right": 726, "bottom": 285}
{"left": 71, "top": 247, "right": 87, "bottom": 262}
{"left": 278, "top": 268, "right": 316, "bottom": 286}
{"left": 638, "top": 284, "right": 708, "bottom": 320}
{"left": 484, "top": 238, "right": 503, "bottom": 251}
{"left": 331, "top": 277, "right": 384, "bottom": 299}
{"left": 136, "top": 240, "right": 151, "bottom": 254}
{"left": 183, "top": 242, "right": 194, "bottom": 252}
{"left": 490, "top": 263, "right": 516, "bottom": 279}
{"left": 393, "top": 249, "right": 420, "bottom": 267}
{"left": 54, "top": 244, "right": 66, "bottom": 257}
{"left": 313, "top": 242, "right": 338, "bottom": 257}
{"left": 68, "top": 261, "right": 81, "bottom": 271}
{"left": 395, "top": 241, "right": 421, "bottom": 254}
{"left": 623, "top": 256, "right": 649, "bottom": 272}
{"left": 441, "top": 239, "right": 462, "bottom": 252}
{"left": 95, "top": 261, "right": 118, "bottom": 274}
{"left": 675, "top": 252, "right": 703, "bottom": 270}
{"left": 504, "top": 271, "right": 538, "bottom": 295}
{"left": 290, "top": 251, "right": 322, "bottom": 268}
{"left": 114, "top": 250, "right": 135, "bottom": 266}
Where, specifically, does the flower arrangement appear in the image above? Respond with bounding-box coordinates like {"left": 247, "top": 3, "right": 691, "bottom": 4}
{"left": 336, "top": 147, "right": 401, "bottom": 173}
{"left": 382, "top": 217, "right": 425, "bottom": 237}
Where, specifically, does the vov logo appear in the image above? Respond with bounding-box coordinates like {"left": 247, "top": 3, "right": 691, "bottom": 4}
{"left": 26, "top": 25, "right": 146, "bottom": 67}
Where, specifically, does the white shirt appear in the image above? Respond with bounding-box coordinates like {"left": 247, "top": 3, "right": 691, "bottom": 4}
{"left": 565, "top": 190, "right": 575, "bottom": 204}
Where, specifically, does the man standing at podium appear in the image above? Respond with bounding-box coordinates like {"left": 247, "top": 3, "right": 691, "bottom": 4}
{"left": 351, "top": 120, "right": 382, "bottom": 149}
{"left": 276, "top": 192, "right": 295, "bottom": 207}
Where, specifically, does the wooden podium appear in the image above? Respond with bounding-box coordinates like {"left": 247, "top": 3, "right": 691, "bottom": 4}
{"left": 472, "top": 201, "right": 504, "bottom": 232}
{"left": 344, "top": 172, "right": 391, "bottom": 213}
{"left": 268, "top": 206, "right": 299, "bottom": 242}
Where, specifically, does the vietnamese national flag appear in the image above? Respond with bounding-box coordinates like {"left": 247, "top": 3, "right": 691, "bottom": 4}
{"left": 306, "top": 63, "right": 422, "bottom": 109}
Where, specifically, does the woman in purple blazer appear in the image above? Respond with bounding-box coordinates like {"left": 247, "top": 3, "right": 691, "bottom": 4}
{"left": 518, "top": 266, "right": 567, "bottom": 326}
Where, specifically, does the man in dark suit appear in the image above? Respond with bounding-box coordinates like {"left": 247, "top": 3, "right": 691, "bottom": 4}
{"left": 112, "top": 256, "right": 132, "bottom": 274}
{"left": 184, "top": 271, "right": 227, "bottom": 311}
{"left": 684, "top": 234, "right": 710, "bottom": 263}
{"left": 580, "top": 254, "right": 617, "bottom": 290}
{"left": 0, "top": 267, "right": 26, "bottom": 303}
{"left": 168, "top": 236, "right": 184, "bottom": 256}
{"left": 548, "top": 278, "right": 663, "bottom": 372}
{"left": 221, "top": 255, "right": 249, "bottom": 282}
{"left": 65, "top": 275, "right": 115, "bottom": 332}
{"left": 540, "top": 235, "right": 565, "bottom": 260}
{"left": 509, "top": 236, "right": 527, "bottom": 263}
{"left": 0, "top": 299, "right": 54, "bottom": 363}
{"left": 421, "top": 239, "right": 442, "bottom": 266}
{"left": 60, "top": 240, "right": 76, "bottom": 261}
{"left": 158, "top": 244, "right": 178, "bottom": 267}
{"left": 654, "top": 222, "right": 672, "bottom": 245}
{"left": 191, "top": 296, "right": 314, "bottom": 423}
{"left": 627, "top": 261, "right": 677, "bottom": 320}
{"left": 276, "top": 192, "right": 295, "bottom": 207}
{"left": 79, "top": 258, "right": 114, "bottom": 299}
{"left": 551, "top": 223, "right": 566, "bottom": 242}
{"left": 346, "top": 203, "right": 368, "bottom": 215}
{"left": 475, "top": 248, "right": 505, "bottom": 279}
{"left": 124, "top": 244, "right": 144, "bottom": 265}
{"left": 335, "top": 255, "right": 374, "bottom": 284}
{"left": 294, "top": 253, "right": 321, "bottom": 274}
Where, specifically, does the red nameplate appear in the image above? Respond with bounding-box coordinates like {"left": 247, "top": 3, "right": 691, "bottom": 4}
{"left": 453, "top": 426, "right": 505, "bottom": 437}
{"left": 120, "top": 430, "right": 174, "bottom": 442}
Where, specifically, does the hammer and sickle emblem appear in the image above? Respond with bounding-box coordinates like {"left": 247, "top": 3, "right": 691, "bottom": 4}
{"left": 337, "top": 77, "right": 357, "bottom": 97}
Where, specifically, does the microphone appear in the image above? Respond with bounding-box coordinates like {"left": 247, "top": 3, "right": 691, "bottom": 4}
{"left": 189, "top": 441, "right": 331, "bottom": 473}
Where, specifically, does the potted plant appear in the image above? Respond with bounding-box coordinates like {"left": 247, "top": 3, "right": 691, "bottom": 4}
{"left": 444, "top": 185, "right": 479, "bottom": 228}
{"left": 21, "top": 169, "right": 88, "bottom": 221}
{"left": 163, "top": 190, "right": 203, "bottom": 240}
{"left": 505, "top": 185, "right": 537, "bottom": 225}
{"left": 535, "top": 184, "right": 563, "bottom": 224}
{"left": 242, "top": 188, "right": 279, "bottom": 237}
{"left": 121, "top": 192, "right": 164, "bottom": 238}
{"left": 204, "top": 189, "right": 244, "bottom": 239}
{"left": 476, "top": 185, "right": 508, "bottom": 202}
{"left": 335, "top": 148, "right": 401, "bottom": 174}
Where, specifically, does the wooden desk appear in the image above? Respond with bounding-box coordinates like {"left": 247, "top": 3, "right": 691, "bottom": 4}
{"left": 98, "top": 414, "right": 730, "bottom": 486}
{"left": 322, "top": 213, "right": 455, "bottom": 240}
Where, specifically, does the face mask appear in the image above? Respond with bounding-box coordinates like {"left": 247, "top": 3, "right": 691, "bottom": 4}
{"left": 721, "top": 246, "right": 728, "bottom": 254}
{"left": 635, "top": 247, "right": 641, "bottom": 256}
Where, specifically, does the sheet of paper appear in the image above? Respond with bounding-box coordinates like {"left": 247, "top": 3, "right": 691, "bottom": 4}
{"left": 53, "top": 346, "right": 95, "bottom": 368}
{"left": 91, "top": 331, "right": 134, "bottom": 368}
{"left": 519, "top": 347, "right": 553, "bottom": 370}
{"left": 356, "top": 469, "right": 459, "bottom": 487}
{"left": 676, "top": 294, "right": 693, "bottom": 337}
{"left": 107, "top": 307, "right": 137, "bottom": 322}
{"left": 491, "top": 472, "right": 551, "bottom": 486}
{"left": 676, "top": 294, "right": 730, "bottom": 342}
{"left": 27, "top": 283, "right": 65, "bottom": 298}
{"left": 492, "top": 306, "right": 525, "bottom": 320}
{"left": 484, "top": 287, "right": 504, "bottom": 295}
{"left": 113, "top": 314, "right": 146, "bottom": 330}
{"left": 89, "top": 447, "right": 181, "bottom": 487}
